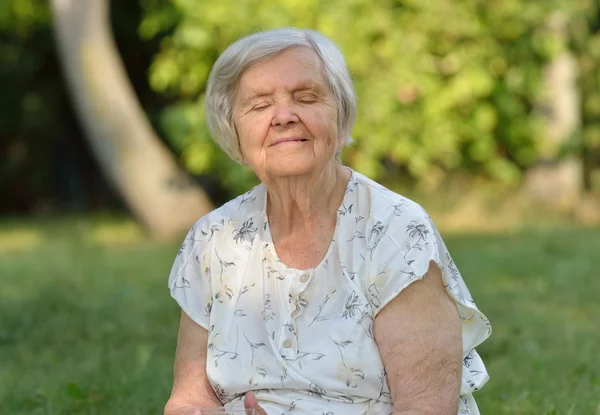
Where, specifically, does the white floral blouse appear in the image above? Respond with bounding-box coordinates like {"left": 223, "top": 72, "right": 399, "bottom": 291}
{"left": 168, "top": 169, "right": 491, "bottom": 415}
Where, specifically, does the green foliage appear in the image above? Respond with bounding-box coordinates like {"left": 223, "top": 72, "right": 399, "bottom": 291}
{"left": 0, "top": 0, "right": 65, "bottom": 210}
{"left": 571, "top": 3, "right": 600, "bottom": 189}
{"left": 144, "top": 0, "right": 598, "bottom": 196}
{"left": 0, "top": 0, "right": 53, "bottom": 131}
{"left": 0, "top": 0, "right": 53, "bottom": 134}
{"left": 0, "top": 0, "right": 169, "bottom": 213}
{"left": 1, "top": 218, "right": 600, "bottom": 413}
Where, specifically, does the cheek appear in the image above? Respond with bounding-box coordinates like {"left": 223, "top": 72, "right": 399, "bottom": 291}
{"left": 315, "top": 110, "right": 338, "bottom": 147}
{"left": 236, "top": 116, "right": 270, "bottom": 156}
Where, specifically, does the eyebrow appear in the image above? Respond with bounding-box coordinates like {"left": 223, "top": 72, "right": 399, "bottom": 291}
{"left": 294, "top": 85, "right": 320, "bottom": 94}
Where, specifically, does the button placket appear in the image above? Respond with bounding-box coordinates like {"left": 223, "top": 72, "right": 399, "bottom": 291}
{"left": 289, "top": 272, "right": 311, "bottom": 321}
{"left": 280, "top": 271, "right": 297, "bottom": 357}
{"left": 281, "top": 270, "right": 309, "bottom": 357}
{"left": 278, "top": 318, "right": 297, "bottom": 358}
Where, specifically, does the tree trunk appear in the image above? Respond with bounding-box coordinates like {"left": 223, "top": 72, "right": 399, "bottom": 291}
{"left": 523, "top": 12, "right": 583, "bottom": 211}
{"left": 50, "top": 0, "right": 213, "bottom": 238}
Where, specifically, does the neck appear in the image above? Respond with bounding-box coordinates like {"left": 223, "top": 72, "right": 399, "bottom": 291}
{"left": 265, "top": 162, "right": 349, "bottom": 235}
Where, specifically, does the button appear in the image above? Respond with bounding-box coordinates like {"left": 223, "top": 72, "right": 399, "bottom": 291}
{"left": 282, "top": 339, "right": 292, "bottom": 348}
{"left": 300, "top": 274, "right": 309, "bottom": 283}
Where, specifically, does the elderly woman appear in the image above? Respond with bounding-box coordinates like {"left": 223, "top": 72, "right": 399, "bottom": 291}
{"left": 165, "top": 28, "right": 491, "bottom": 415}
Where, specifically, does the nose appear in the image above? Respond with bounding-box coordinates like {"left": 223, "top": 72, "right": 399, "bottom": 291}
{"left": 271, "top": 102, "right": 299, "bottom": 127}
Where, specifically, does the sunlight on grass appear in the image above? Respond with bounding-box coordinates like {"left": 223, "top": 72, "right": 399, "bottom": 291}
{"left": 90, "top": 220, "right": 144, "bottom": 246}
{"left": 433, "top": 197, "right": 522, "bottom": 233}
{"left": 0, "top": 228, "right": 43, "bottom": 254}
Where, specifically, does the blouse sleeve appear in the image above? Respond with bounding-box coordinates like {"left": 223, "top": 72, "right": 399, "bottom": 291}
{"left": 366, "top": 207, "right": 492, "bottom": 396}
{"left": 168, "top": 223, "right": 213, "bottom": 331}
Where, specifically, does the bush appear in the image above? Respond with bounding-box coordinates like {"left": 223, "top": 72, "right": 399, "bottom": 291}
{"left": 143, "top": 1, "right": 597, "bottom": 196}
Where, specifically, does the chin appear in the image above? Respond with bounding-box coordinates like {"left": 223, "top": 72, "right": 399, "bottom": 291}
{"left": 261, "top": 152, "right": 318, "bottom": 176}
{"left": 266, "top": 161, "right": 316, "bottom": 177}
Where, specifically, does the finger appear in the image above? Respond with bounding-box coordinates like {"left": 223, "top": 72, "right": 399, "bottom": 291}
{"left": 244, "top": 391, "right": 256, "bottom": 409}
{"left": 244, "top": 392, "right": 267, "bottom": 415}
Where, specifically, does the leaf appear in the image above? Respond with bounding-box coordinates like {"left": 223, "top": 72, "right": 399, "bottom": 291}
{"left": 352, "top": 368, "right": 365, "bottom": 379}
{"left": 338, "top": 395, "right": 355, "bottom": 403}
{"left": 66, "top": 382, "right": 85, "bottom": 400}
{"left": 225, "top": 287, "right": 234, "bottom": 299}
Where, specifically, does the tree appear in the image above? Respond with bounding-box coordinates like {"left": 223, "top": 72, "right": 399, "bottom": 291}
{"left": 523, "top": 11, "right": 583, "bottom": 210}
{"left": 144, "top": 0, "right": 595, "bottom": 198}
{"left": 50, "top": 0, "right": 212, "bottom": 238}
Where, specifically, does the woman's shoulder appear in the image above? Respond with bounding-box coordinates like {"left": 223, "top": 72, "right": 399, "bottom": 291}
{"left": 187, "top": 183, "right": 267, "bottom": 235}
{"left": 350, "top": 169, "right": 431, "bottom": 223}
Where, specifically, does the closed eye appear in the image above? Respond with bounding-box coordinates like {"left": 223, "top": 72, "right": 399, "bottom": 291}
{"left": 252, "top": 103, "right": 271, "bottom": 111}
{"left": 297, "top": 95, "right": 318, "bottom": 103}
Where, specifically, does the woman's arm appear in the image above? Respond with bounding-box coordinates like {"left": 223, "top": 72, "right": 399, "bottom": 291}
{"left": 374, "top": 261, "right": 463, "bottom": 415}
{"left": 164, "top": 312, "right": 223, "bottom": 415}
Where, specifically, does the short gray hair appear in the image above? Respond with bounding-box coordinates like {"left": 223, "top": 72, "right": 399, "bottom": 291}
{"left": 205, "top": 27, "right": 357, "bottom": 163}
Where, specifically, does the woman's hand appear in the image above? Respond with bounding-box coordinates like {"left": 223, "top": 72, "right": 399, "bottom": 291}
{"left": 181, "top": 392, "right": 266, "bottom": 415}
{"left": 244, "top": 392, "right": 267, "bottom": 415}
{"left": 164, "top": 406, "right": 213, "bottom": 415}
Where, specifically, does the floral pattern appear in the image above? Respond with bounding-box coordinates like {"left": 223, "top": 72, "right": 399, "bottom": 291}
{"left": 168, "top": 169, "right": 491, "bottom": 415}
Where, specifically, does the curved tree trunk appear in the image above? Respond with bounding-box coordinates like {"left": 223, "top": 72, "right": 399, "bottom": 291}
{"left": 50, "top": 0, "right": 213, "bottom": 238}
{"left": 524, "top": 11, "right": 583, "bottom": 211}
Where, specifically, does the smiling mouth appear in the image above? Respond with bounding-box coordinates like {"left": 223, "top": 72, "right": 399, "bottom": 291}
{"left": 271, "top": 138, "right": 309, "bottom": 146}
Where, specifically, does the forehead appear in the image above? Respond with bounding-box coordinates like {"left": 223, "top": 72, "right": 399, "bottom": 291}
{"left": 237, "top": 47, "right": 328, "bottom": 97}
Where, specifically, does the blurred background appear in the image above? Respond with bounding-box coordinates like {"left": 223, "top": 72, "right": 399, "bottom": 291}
{"left": 0, "top": 0, "right": 599, "bottom": 414}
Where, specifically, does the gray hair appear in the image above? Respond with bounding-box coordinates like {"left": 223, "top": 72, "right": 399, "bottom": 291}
{"left": 205, "top": 27, "right": 357, "bottom": 163}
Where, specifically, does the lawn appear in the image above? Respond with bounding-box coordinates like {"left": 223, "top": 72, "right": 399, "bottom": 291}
{"left": 0, "top": 217, "right": 598, "bottom": 414}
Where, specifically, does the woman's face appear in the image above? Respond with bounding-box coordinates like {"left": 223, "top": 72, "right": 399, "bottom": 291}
{"left": 233, "top": 47, "right": 339, "bottom": 181}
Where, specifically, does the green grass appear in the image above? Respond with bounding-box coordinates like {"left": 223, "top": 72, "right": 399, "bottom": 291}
{"left": 1, "top": 217, "right": 599, "bottom": 414}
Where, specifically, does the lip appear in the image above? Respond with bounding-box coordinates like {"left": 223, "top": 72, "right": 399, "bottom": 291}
{"left": 270, "top": 137, "right": 308, "bottom": 146}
